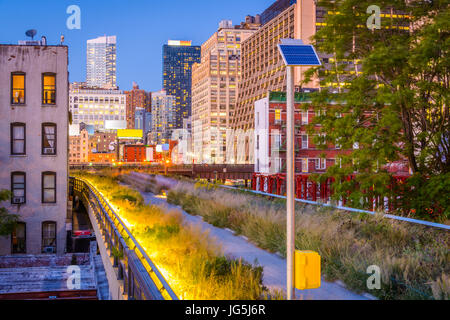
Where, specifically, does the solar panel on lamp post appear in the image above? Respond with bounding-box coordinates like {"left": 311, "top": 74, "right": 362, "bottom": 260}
{"left": 277, "top": 39, "right": 321, "bottom": 301}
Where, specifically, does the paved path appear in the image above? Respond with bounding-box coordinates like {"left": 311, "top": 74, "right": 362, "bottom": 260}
{"left": 133, "top": 184, "right": 369, "bottom": 300}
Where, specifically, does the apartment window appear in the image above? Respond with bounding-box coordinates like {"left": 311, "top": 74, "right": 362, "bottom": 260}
{"left": 11, "top": 72, "right": 26, "bottom": 104}
{"left": 42, "top": 172, "right": 56, "bottom": 203}
{"left": 275, "top": 109, "right": 282, "bottom": 124}
{"left": 42, "top": 221, "right": 56, "bottom": 253}
{"left": 42, "top": 123, "right": 57, "bottom": 155}
{"left": 301, "top": 135, "right": 309, "bottom": 149}
{"left": 301, "top": 111, "right": 308, "bottom": 125}
{"left": 11, "top": 172, "right": 26, "bottom": 205}
{"left": 301, "top": 159, "right": 308, "bottom": 173}
{"left": 11, "top": 123, "right": 26, "bottom": 155}
{"left": 272, "top": 133, "right": 281, "bottom": 151}
{"left": 11, "top": 222, "right": 26, "bottom": 254}
{"left": 316, "top": 158, "right": 326, "bottom": 170}
{"left": 42, "top": 73, "right": 56, "bottom": 105}
{"left": 335, "top": 138, "right": 342, "bottom": 150}
{"left": 256, "top": 135, "right": 260, "bottom": 150}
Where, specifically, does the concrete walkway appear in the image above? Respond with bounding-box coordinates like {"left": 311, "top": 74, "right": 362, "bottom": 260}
{"left": 132, "top": 183, "right": 369, "bottom": 300}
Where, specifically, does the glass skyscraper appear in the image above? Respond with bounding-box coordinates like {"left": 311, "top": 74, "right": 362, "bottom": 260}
{"left": 162, "top": 41, "right": 201, "bottom": 129}
{"left": 86, "top": 35, "right": 117, "bottom": 89}
{"left": 260, "top": 0, "right": 296, "bottom": 25}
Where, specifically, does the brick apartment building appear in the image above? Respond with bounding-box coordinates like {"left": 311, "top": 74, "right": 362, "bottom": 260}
{"left": 69, "top": 129, "right": 89, "bottom": 164}
{"left": 125, "top": 82, "right": 151, "bottom": 129}
{"left": 254, "top": 91, "right": 411, "bottom": 175}
{"left": 254, "top": 91, "right": 349, "bottom": 174}
{"left": 89, "top": 132, "right": 117, "bottom": 153}
{"left": 123, "top": 145, "right": 146, "bottom": 163}
{"left": 0, "top": 44, "right": 69, "bottom": 255}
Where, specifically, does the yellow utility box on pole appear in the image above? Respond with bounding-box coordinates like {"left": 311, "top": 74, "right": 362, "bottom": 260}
{"left": 294, "top": 251, "right": 321, "bottom": 290}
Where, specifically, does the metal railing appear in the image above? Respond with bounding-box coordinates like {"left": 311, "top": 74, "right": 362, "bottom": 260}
{"left": 70, "top": 176, "right": 178, "bottom": 300}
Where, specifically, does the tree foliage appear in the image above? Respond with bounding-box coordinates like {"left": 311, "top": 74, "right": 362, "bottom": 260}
{"left": 0, "top": 190, "right": 19, "bottom": 236}
{"left": 303, "top": 0, "right": 449, "bottom": 216}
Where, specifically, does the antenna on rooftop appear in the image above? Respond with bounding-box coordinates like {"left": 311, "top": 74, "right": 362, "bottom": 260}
{"left": 25, "top": 29, "right": 37, "bottom": 40}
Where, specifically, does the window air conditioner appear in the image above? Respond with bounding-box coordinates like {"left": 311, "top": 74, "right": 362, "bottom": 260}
{"left": 12, "top": 197, "right": 24, "bottom": 204}
{"left": 43, "top": 246, "right": 56, "bottom": 254}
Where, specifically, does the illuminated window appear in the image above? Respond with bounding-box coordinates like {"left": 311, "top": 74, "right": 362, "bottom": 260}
{"left": 11, "top": 72, "right": 25, "bottom": 104}
{"left": 275, "top": 109, "right": 282, "bottom": 124}
{"left": 301, "top": 159, "right": 308, "bottom": 173}
{"left": 42, "top": 73, "right": 56, "bottom": 105}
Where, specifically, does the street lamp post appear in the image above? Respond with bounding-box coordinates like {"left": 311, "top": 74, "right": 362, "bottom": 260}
{"left": 277, "top": 39, "right": 321, "bottom": 300}
{"left": 286, "top": 65, "right": 296, "bottom": 301}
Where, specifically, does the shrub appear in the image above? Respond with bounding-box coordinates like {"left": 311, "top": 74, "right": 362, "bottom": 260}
{"left": 166, "top": 179, "right": 450, "bottom": 300}
{"left": 72, "top": 171, "right": 270, "bottom": 300}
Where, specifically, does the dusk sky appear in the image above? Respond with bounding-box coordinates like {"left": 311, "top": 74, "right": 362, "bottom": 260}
{"left": 0, "top": 0, "right": 274, "bottom": 92}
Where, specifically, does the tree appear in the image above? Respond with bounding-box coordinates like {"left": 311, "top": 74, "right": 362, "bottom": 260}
{"left": 0, "top": 190, "right": 19, "bottom": 236}
{"left": 303, "top": 0, "right": 449, "bottom": 218}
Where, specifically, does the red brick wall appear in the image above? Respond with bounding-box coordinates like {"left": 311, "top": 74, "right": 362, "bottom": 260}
{"left": 124, "top": 145, "right": 146, "bottom": 162}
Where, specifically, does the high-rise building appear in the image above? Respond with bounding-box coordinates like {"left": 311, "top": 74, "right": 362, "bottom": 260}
{"left": 134, "top": 107, "right": 152, "bottom": 144}
{"left": 69, "top": 86, "right": 126, "bottom": 131}
{"left": 86, "top": 35, "right": 117, "bottom": 89}
{"left": 125, "top": 82, "right": 151, "bottom": 129}
{"left": 191, "top": 20, "right": 259, "bottom": 164}
{"left": 0, "top": 44, "right": 69, "bottom": 255}
{"left": 150, "top": 90, "right": 177, "bottom": 145}
{"left": 162, "top": 41, "right": 201, "bottom": 128}
{"left": 233, "top": 0, "right": 318, "bottom": 132}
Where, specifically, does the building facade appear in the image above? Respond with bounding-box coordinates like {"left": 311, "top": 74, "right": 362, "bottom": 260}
{"left": 233, "top": 0, "right": 318, "bottom": 132}
{"left": 191, "top": 20, "right": 259, "bottom": 164}
{"left": 86, "top": 35, "right": 117, "bottom": 89}
{"left": 69, "top": 87, "right": 126, "bottom": 131}
{"left": 134, "top": 107, "right": 152, "bottom": 144}
{"left": 125, "top": 82, "right": 151, "bottom": 129}
{"left": 0, "top": 44, "right": 68, "bottom": 255}
{"left": 254, "top": 91, "right": 347, "bottom": 174}
{"left": 254, "top": 91, "right": 411, "bottom": 176}
{"left": 69, "top": 129, "right": 89, "bottom": 164}
{"left": 123, "top": 145, "right": 146, "bottom": 163}
{"left": 162, "top": 41, "right": 201, "bottom": 128}
{"left": 88, "top": 152, "right": 116, "bottom": 164}
{"left": 150, "top": 90, "right": 177, "bottom": 145}
{"left": 89, "top": 132, "right": 117, "bottom": 153}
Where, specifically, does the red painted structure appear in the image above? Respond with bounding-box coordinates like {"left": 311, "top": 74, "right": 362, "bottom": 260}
{"left": 252, "top": 173, "right": 411, "bottom": 213}
{"left": 123, "top": 145, "right": 146, "bottom": 163}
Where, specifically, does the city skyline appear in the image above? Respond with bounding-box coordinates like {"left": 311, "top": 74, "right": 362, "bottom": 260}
{"left": 0, "top": 0, "right": 274, "bottom": 92}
